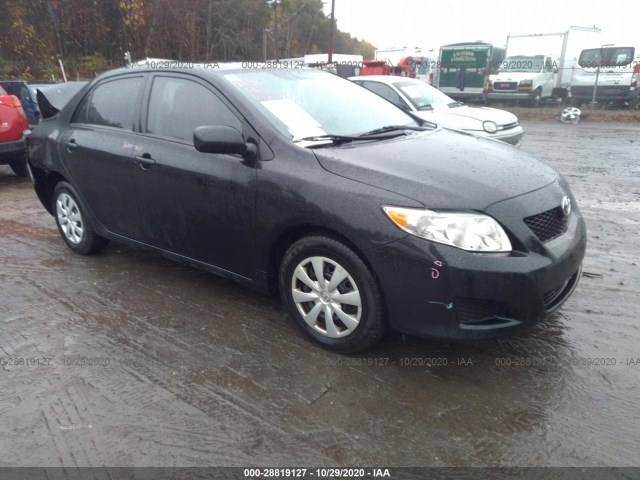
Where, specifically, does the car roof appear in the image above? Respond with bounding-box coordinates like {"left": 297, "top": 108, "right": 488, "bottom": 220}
{"left": 97, "top": 63, "right": 322, "bottom": 82}
{"left": 348, "top": 75, "right": 420, "bottom": 85}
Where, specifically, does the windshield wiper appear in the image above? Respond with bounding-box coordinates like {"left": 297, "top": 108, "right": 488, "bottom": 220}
{"left": 294, "top": 124, "right": 433, "bottom": 147}
{"left": 293, "top": 134, "right": 364, "bottom": 145}
{"left": 357, "top": 125, "right": 430, "bottom": 137}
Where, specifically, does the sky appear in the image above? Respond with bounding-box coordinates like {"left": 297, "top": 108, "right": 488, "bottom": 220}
{"left": 322, "top": 0, "right": 636, "bottom": 57}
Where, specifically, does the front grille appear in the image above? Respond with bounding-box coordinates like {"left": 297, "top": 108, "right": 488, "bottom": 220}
{"left": 493, "top": 81, "right": 518, "bottom": 91}
{"left": 524, "top": 207, "right": 568, "bottom": 243}
{"left": 500, "top": 121, "right": 519, "bottom": 131}
{"left": 454, "top": 297, "right": 521, "bottom": 328}
{"left": 455, "top": 298, "right": 497, "bottom": 324}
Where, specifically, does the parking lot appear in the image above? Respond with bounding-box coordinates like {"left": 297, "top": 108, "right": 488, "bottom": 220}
{"left": 1, "top": 120, "right": 639, "bottom": 467}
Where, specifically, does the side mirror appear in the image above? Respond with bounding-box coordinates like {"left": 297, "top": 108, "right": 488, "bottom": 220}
{"left": 194, "top": 126, "right": 255, "bottom": 158}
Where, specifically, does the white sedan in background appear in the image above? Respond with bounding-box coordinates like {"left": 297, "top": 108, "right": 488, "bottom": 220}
{"left": 350, "top": 75, "right": 524, "bottom": 146}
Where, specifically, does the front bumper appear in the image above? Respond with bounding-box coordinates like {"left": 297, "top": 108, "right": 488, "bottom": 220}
{"left": 367, "top": 184, "right": 587, "bottom": 341}
{"left": 487, "top": 92, "right": 535, "bottom": 101}
{"left": 471, "top": 126, "right": 524, "bottom": 146}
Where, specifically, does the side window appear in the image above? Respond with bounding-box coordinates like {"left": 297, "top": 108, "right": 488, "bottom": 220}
{"left": 75, "top": 76, "right": 143, "bottom": 129}
{"left": 146, "top": 77, "right": 242, "bottom": 143}
{"left": 362, "top": 81, "right": 406, "bottom": 109}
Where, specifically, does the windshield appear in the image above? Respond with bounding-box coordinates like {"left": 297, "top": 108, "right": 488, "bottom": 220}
{"left": 393, "top": 80, "right": 455, "bottom": 111}
{"left": 578, "top": 47, "right": 635, "bottom": 68}
{"left": 29, "top": 84, "right": 52, "bottom": 98}
{"left": 498, "top": 56, "right": 544, "bottom": 73}
{"left": 221, "top": 69, "right": 418, "bottom": 140}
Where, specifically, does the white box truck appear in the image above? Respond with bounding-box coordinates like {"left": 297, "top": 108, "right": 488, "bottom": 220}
{"left": 488, "top": 26, "right": 600, "bottom": 106}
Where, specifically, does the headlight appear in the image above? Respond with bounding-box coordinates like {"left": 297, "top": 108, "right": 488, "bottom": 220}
{"left": 519, "top": 79, "right": 533, "bottom": 86}
{"left": 483, "top": 120, "right": 498, "bottom": 133}
{"left": 383, "top": 206, "right": 512, "bottom": 252}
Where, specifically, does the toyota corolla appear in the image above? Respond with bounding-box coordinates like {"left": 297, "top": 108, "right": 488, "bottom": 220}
{"left": 27, "top": 65, "right": 586, "bottom": 353}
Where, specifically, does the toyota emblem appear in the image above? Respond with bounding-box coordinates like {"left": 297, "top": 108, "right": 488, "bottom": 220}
{"left": 561, "top": 196, "right": 572, "bottom": 217}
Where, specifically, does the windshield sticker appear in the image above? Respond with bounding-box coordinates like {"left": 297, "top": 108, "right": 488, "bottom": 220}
{"left": 261, "top": 99, "right": 326, "bottom": 140}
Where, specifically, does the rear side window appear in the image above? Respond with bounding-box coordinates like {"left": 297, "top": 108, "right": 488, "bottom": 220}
{"left": 146, "top": 76, "right": 242, "bottom": 143}
{"left": 579, "top": 47, "right": 635, "bottom": 68}
{"left": 74, "top": 76, "right": 143, "bottom": 129}
{"left": 362, "top": 81, "right": 406, "bottom": 109}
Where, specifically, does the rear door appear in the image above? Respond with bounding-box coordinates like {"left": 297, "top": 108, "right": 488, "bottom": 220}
{"left": 131, "top": 74, "right": 257, "bottom": 276}
{"left": 59, "top": 74, "right": 145, "bottom": 239}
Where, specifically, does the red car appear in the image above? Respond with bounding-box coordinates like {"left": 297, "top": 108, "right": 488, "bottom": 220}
{"left": 0, "top": 85, "right": 30, "bottom": 176}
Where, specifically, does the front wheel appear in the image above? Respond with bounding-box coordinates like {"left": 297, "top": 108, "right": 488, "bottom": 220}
{"left": 279, "top": 236, "right": 386, "bottom": 353}
{"left": 528, "top": 89, "right": 542, "bottom": 108}
{"left": 53, "top": 182, "right": 109, "bottom": 255}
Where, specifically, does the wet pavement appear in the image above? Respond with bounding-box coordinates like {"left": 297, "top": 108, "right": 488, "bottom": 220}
{"left": 1, "top": 121, "right": 639, "bottom": 467}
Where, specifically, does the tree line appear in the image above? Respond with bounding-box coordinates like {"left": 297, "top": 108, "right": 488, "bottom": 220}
{"left": 0, "top": 0, "right": 376, "bottom": 80}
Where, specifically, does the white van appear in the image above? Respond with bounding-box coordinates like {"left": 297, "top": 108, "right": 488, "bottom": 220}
{"left": 570, "top": 46, "right": 640, "bottom": 108}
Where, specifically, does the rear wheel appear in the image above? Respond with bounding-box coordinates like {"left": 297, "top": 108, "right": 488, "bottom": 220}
{"left": 53, "top": 182, "right": 109, "bottom": 255}
{"left": 280, "top": 235, "right": 386, "bottom": 353}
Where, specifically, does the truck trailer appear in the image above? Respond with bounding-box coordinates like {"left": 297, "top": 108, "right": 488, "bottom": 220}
{"left": 435, "top": 42, "right": 505, "bottom": 101}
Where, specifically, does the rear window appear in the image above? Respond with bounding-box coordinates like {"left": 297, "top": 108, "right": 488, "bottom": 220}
{"left": 579, "top": 47, "right": 635, "bottom": 68}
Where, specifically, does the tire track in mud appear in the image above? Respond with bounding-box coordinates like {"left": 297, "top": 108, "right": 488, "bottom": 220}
{"left": 0, "top": 216, "right": 370, "bottom": 465}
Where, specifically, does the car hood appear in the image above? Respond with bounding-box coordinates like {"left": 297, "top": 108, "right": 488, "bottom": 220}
{"left": 415, "top": 105, "right": 518, "bottom": 128}
{"left": 314, "top": 128, "right": 557, "bottom": 210}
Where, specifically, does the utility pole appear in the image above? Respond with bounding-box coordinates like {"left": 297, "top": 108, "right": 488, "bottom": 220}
{"left": 274, "top": 0, "right": 279, "bottom": 61}
{"left": 328, "top": 0, "right": 335, "bottom": 63}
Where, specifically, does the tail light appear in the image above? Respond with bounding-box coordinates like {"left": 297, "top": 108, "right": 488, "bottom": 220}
{"left": 9, "top": 94, "right": 29, "bottom": 127}
{"left": 631, "top": 64, "right": 639, "bottom": 88}
{"left": 10, "top": 95, "right": 23, "bottom": 109}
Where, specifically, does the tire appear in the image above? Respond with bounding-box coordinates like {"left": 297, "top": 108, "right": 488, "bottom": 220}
{"left": 9, "top": 155, "right": 28, "bottom": 177}
{"left": 628, "top": 97, "right": 639, "bottom": 111}
{"left": 279, "top": 235, "right": 386, "bottom": 353}
{"left": 528, "top": 89, "right": 542, "bottom": 108}
{"left": 53, "top": 182, "right": 109, "bottom": 255}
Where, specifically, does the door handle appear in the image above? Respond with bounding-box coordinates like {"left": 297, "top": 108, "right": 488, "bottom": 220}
{"left": 135, "top": 154, "right": 156, "bottom": 170}
{"left": 65, "top": 139, "right": 78, "bottom": 151}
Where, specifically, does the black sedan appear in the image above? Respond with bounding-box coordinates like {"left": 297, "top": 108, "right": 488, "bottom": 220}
{"left": 27, "top": 65, "right": 586, "bottom": 353}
